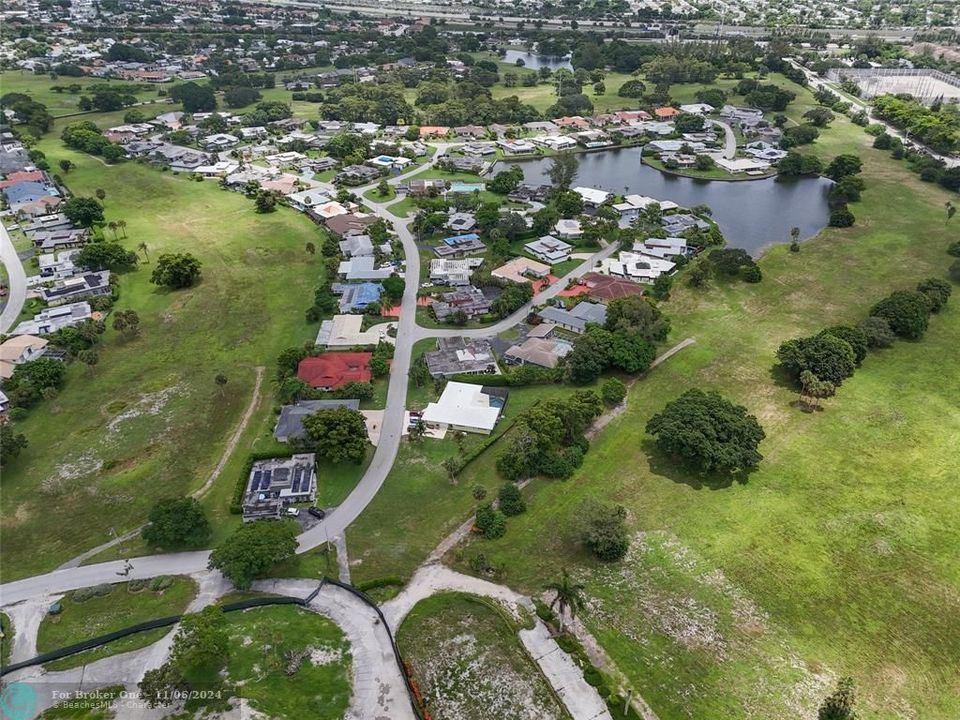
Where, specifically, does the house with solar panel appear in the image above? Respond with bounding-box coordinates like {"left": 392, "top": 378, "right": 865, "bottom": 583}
{"left": 242, "top": 453, "right": 317, "bottom": 521}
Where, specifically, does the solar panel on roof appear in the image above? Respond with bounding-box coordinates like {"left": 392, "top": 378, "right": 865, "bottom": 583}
{"left": 301, "top": 473, "right": 311, "bottom": 493}
{"left": 251, "top": 470, "right": 263, "bottom": 491}
{"left": 262, "top": 469, "right": 272, "bottom": 488}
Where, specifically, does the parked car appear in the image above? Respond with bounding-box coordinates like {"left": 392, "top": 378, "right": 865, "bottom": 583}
{"left": 286, "top": 507, "right": 300, "bottom": 517}
{"left": 308, "top": 506, "right": 326, "bottom": 520}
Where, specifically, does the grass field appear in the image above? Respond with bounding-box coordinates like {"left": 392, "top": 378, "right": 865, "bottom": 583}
{"left": 0, "top": 140, "right": 323, "bottom": 579}
{"left": 436, "top": 125, "right": 960, "bottom": 716}
{"left": 37, "top": 577, "right": 197, "bottom": 671}
{"left": 219, "top": 605, "right": 352, "bottom": 719}
{"left": 0, "top": 71, "right": 163, "bottom": 116}
{"left": 397, "top": 592, "right": 568, "bottom": 720}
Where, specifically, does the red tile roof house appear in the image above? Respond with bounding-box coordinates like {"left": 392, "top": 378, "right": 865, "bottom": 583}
{"left": 297, "top": 352, "right": 373, "bottom": 390}
{"left": 555, "top": 116, "right": 591, "bottom": 130}
{"left": 654, "top": 107, "right": 681, "bottom": 119}
{"left": 615, "top": 110, "right": 652, "bottom": 123}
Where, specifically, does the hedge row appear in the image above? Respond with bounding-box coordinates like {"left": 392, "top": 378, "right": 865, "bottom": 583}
{"left": 450, "top": 365, "right": 563, "bottom": 387}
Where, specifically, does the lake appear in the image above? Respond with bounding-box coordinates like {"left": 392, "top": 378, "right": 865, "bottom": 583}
{"left": 500, "top": 147, "right": 834, "bottom": 256}
{"left": 503, "top": 50, "right": 573, "bottom": 71}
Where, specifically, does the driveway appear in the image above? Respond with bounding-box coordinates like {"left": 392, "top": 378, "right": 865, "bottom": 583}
{"left": 0, "top": 222, "right": 28, "bottom": 333}
{"left": 707, "top": 118, "right": 737, "bottom": 159}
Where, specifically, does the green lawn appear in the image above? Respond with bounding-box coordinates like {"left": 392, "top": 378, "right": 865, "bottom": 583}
{"left": 436, "top": 127, "right": 960, "bottom": 717}
{"left": 37, "top": 577, "right": 197, "bottom": 670}
{"left": 220, "top": 605, "right": 352, "bottom": 720}
{"left": 397, "top": 592, "right": 569, "bottom": 720}
{"left": 1, "top": 142, "right": 322, "bottom": 579}
{"left": 265, "top": 543, "right": 337, "bottom": 581}
{"left": 0, "top": 71, "right": 163, "bottom": 116}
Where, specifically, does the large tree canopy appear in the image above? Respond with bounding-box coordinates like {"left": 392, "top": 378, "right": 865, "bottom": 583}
{"left": 777, "top": 333, "right": 857, "bottom": 385}
{"left": 142, "top": 497, "right": 211, "bottom": 549}
{"left": 870, "top": 290, "right": 932, "bottom": 340}
{"left": 301, "top": 406, "right": 369, "bottom": 464}
{"left": 208, "top": 521, "right": 298, "bottom": 589}
{"left": 645, "top": 389, "right": 766, "bottom": 475}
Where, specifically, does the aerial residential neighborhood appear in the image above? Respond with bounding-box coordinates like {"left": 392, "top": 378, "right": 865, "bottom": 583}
{"left": 0, "top": 1, "right": 958, "bottom": 719}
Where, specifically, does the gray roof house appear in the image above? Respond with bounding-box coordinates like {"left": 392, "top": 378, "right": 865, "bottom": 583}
{"left": 537, "top": 301, "right": 607, "bottom": 334}
{"left": 39, "top": 271, "right": 111, "bottom": 306}
{"left": 274, "top": 399, "right": 362, "bottom": 442}
{"left": 242, "top": 453, "right": 317, "bottom": 521}
{"left": 424, "top": 337, "right": 499, "bottom": 378}
{"left": 339, "top": 235, "right": 374, "bottom": 258}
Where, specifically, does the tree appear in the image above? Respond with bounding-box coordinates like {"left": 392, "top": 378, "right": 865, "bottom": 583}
{"left": 859, "top": 316, "right": 896, "bottom": 348}
{"left": 646, "top": 389, "right": 766, "bottom": 475}
{"left": 819, "top": 326, "right": 868, "bottom": 365}
{"left": 305, "top": 241, "right": 316, "bottom": 255}
{"left": 382, "top": 275, "right": 405, "bottom": 302}
{"left": 830, "top": 175, "right": 866, "bottom": 204}
{"left": 301, "top": 406, "right": 369, "bottom": 463}
{"left": 498, "top": 483, "right": 526, "bottom": 516}
{"left": 600, "top": 377, "right": 627, "bottom": 405}
{"left": 803, "top": 107, "right": 836, "bottom": 127}
{"left": 825, "top": 154, "right": 863, "bottom": 180}
{"left": 475, "top": 502, "right": 506, "bottom": 540}
{"left": 214, "top": 372, "right": 228, "bottom": 396}
{"left": 604, "top": 295, "right": 670, "bottom": 341}
{"left": 829, "top": 206, "right": 855, "bottom": 228}
{"left": 172, "top": 605, "right": 229, "bottom": 683}
{"left": 208, "top": 521, "right": 299, "bottom": 589}
{"left": 617, "top": 79, "right": 646, "bottom": 98}
{"left": 947, "top": 201, "right": 956, "bottom": 224}
{"left": 76, "top": 240, "right": 138, "bottom": 271}
{"left": 58, "top": 159, "right": 73, "bottom": 173}
{"left": 950, "top": 259, "right": 960, "bottom": 283}
{"left": 916, "top": 277, "right": 952, "bottom": 313}
{"left": 442, "top": 456, "right": 464, "bottom": 483}
{"left": 151, "top": 253, "right": 203, "bottom": 289}
{"left": 548, "top": 152, "right": 579, "bottom": 190}
{"left": 777, "top": 334, "right": 856, "bottom": 385}
{"left": 142, "top": 497, "right": 211, "bottom": 549}
{"left": 95, "top": 188, "right": 106, "bottom": 205}
{"left": 254, "top": 190, "right": 276, "bottom": 213}
{"left": 488, "top": 166, "right": 524, "bottom": 195}
{"left": 778, "top": 151, "right": 822, "bottom": 176}
{"left": 818, "top": 677, "right": 858, "bottom": 720}
{"left": 544, "top": 569, "right": 586, "bottom": 631}
{"left": 695, "top": 154, "right": 716, "bottom": 171}
{"left": 0, "top": 424, "right": 28, "bottom": 466}
{"left": 169, "top": 82, "right": 216, "bottom": 113}
{"left": 77, "top": 348, "right": 99, "bottom": 372}
{"left": 870, "top": 290, "right": 932, "bottom": 340}
{"left": 376, "top": 178, "right": 390, "bottom": 197}
{"left": 687, "top": 261, "right": 711, "bottom": 287}
{"left": 137, "top": 240, "right": 148, "bottom": 262}
{"left": 575, "top": 498, "right": 630, "bottom": 562}
{"left": 112, "top": 309, "right": 141, "bottom": 338}
{"left": 62, "top": 196, "right": 104, "bottom": 227}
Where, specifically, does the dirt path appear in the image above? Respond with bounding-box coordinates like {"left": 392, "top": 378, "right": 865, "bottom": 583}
{"left": 193, "top": 365, "right": 265, "bottom": 500}
{"left": 54, "top": 367, "right": 266, "bottom": 570}
{"left": 588, "top": 337, "right": 695, "bottom": 440}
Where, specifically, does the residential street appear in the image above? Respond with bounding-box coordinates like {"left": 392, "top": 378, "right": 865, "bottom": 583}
{"left": 0, "top": 222, "right": 28, "bottom": 334}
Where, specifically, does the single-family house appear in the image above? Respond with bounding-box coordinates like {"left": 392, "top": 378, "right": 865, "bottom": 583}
{"left": 524, "top": 236, "right": 573, "bottom": 265}
{"left": 338, "top": 256, "right": 394, "bottom": 282}
{"left": 325, "top": 213, "right": 377, "bottom": 238}
{"left": 286, "top": 188, "right": 333, "bottom": 212}
{"left": 424, "top": 337, "right": 498, "bottom": 378}
{"left": 242, "top": 454, "right": 317, "bottom": 522}
{"left": 12, "top": 302, "right": 92, "bottom": 336}
{"left": 297, "top": 352, "right": 373, "bottom": 390}
{"left": 600, "top": 251, "right": 676, "bottom": 284}
{"left": 431, "top": 287, "right": 492, "bottom": 321}
{"left": 429, "top": 258, "right": 483, "bottom": 286}
{"left": 503, "top": 335, "right": 572, "bottom": 369}
{"left": 331, "top": 282, "right": 384, "bottom": 312}
{"left": 491, "top": 257, "right": 550, "bottom": 284}
{"left": 679, "top": 103, "right": 715, "bottom": 115}
{"left": 433, "top": 233, "right": 485, "bottom": 258}
{"left": 580, "top": 272, "right": 646, "bottom": 302}
{"left": 421, "top": 382, "right": 507, "bottom": 435}
{"left": 538, "top": 301, "right": 607, "bottom": 334}
{"left": 39, "top": 271, "right": 111, "bottom": 306}
{"left": 572, "top": 186, "right": 610, "bottom": 208}
{"left": 554, "top": 218, "right": 583, "bottom": 241}
{"left": 274, "top": 400, "right": 361, "bottom": 443}
{"left": 0, "top": 335, "right": 50, "bottom": 379}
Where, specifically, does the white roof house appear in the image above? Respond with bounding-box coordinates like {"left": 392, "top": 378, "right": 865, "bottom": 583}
{"left": 13, "top": 302, "right": 92, "bottom": 336}
{"left": 679, "top": 103, "right": 715, "bottom": 115}
{"left": 286, "top": 188, "right": 333, "bottom": 211}
{"left": 633, "top": 237, "right": 689, "bottom": 259}
{"left": 421, "top": 382, "right": 505, "bottom": 435}
{"left": 572, "top": 186, "right": 610, "bottom": 206}
{"left": 600, "top": 251, "right": 676, "bottom": 284}
{"left": 554, "top": 218, "right": 583, "bottom": 240}
{"left": 525, "top": 235, "right": 573, "bottom": 265}
{"left": 319, "top": 314, "right": 396, "bottom": 347}
{"left": 338, "top": 256, "right": 394, "bottom": 281}
{"left": 429, "top": 258, "right": 483, "bottom": 286}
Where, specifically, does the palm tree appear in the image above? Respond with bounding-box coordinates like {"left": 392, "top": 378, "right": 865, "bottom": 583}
{"left": 95, "top": 188, "right": 106, "bottom": 205}
{"left": 544, "top": 569, "right": 586, "bottom": 633}
{"left": 305, "top": 241, "right": 316, "bottom": 255}
{"left": 137, "top": 242, "right": 149, "bottom": 263}
{"left": 117, "top": 219, "right": 128, "bottom": 238}
{"left": 947, "top": 201, "right": 956, "bottom": 224}
{"left": 108, "top": 221, "right": 118, "bottom": 239}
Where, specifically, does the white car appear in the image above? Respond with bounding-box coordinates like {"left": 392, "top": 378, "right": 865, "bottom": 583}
{"left": 286, "top": 507, "right": 300, "bottom": 517}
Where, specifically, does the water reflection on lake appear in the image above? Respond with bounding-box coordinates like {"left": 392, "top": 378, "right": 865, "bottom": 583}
{"left": 501, "top": 147, "right": 834, "bottom": 256}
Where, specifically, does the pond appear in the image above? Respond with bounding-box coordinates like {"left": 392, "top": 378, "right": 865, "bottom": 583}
{"left": 500, "top": 147, "right": 834, "bottom": 256}
{"left": 503, "top": 50, "right": 572, "bottom": 71}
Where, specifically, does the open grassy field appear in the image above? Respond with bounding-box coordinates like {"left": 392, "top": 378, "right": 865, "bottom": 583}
{"left": 0, "top": 137, "right": 323, "bottom": 579}
{"left": 0, "top": 71, "right": 163, "bottom": 116}
{"left": 436, "top": 128, "right": 960, "bottom": 716}
{"left": 37, "top": 577, "right": 197, "bottom": 670}
{"left": 397, "top": 592, "right": 568, "bottom": 720}
{"left": 219, "top": 605, "right": 352, "bottom": 719}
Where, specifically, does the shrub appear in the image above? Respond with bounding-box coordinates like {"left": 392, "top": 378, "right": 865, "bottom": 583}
{"left": 859, "top": 316, "right": 897, "bottom": 349}
{"left": 829, "top": 207, "right": 855, "bottom": 227}
{"left": 498, "top": 483, "right": 527, "bottom": 516}
{"left": 534, "top": 599, "right": 557, "bottom": 623}
{"left": 575, "top": 498, "right": 630, "bottom": 562}
{"left": 947, "top": 241, "right": 960, "bottom": 257}
{"left": 870, "top": 290, "right": 932, "bottom": 340}
{"left": 72, "top": 584, "right": 114, "bottom": 602}
{"left": 475, "top": 503, "right": 507, "bottom": 539}
{"left": 128, "top": 579, "right": 148, "bottom": 593}
{"left": 916, "top": 277, "right": 952, "bottom": 313}
{"left": 600, "top": 377, "right": 627, "bottom": 405}
{"left": 149, "top": 576, "right": 174, "bottom": 592}
{"left": 471, "top": 484, "right": 487, "bottom": 500}
{"left": 950, "top": 259, "right": 960, "bottom": 283}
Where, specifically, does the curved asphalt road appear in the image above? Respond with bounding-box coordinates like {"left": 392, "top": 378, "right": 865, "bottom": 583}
{"left": 0, "top": 222, "right": 28, "bottom": 334}
{"left": 0, "top": 146, "right": 619, "bottom": 606}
